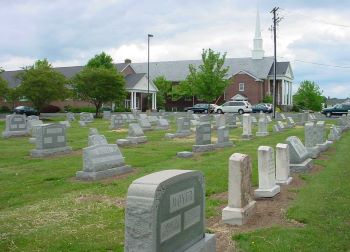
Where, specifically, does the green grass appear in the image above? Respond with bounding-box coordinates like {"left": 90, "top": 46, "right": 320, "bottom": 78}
{"left": 0, "top": 116, "right": 345, "bottom": 251}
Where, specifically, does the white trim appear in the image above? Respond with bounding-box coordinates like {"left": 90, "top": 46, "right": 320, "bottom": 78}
{"left": 239, "top": 82, "right": 245, "bottom": 92}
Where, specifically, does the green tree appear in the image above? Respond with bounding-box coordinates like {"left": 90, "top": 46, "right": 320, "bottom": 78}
{"left": 73, "top": 52, "right": 126, "bottom": 117}
{"left": 5, "top": 87, "right": 22, "bottom": 110}
{"left": 17, "top": 59, "right": 68, "bottom": 112}
{"left": 181, "top": 48, "right": 230, "bottom": 111}
{"left": 293, "top": 80, "right": 323, "bottom": 111}
{"left": 153, "top": 76, "right": 172, "bottom": 109}
{"left": 0, "top": 68, "right": 9, "bottom": 100}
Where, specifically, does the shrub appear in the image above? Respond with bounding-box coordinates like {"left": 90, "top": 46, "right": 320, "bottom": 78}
{"left": 0, "top": 105, "right": 10, "bottom": 113}
{"left": 114, "top": 107, "right": 131, "bottom": 112}
{"left": 40, "top": 105, "right": 61, "bottom": 113}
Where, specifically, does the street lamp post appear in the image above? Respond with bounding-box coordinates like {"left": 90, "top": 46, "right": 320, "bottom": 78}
{"left": 147, "top": 34, "right": 153, "bottom": 112}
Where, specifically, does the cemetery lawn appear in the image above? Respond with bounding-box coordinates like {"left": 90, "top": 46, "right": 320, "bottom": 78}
{"left": 0, "top": 116, "right": 348, "bottom": 251}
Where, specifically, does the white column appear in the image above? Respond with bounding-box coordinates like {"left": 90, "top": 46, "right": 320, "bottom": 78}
{"left": 130, "top": 92, "right": 134, "bottom": 109}
{"left": 290, "top": 82, "right": 293, "bottom": 105}
{"left": 133, "top": 92, "right": 137, "bottom": 109}
{"left": 281, "top": 79, "right": 285, "bottom": 105}
{"left": 151, "top": 93, "right": 155, "bottom": 110}
{"left": 154, "top": 93, "right": 157, "bottom": 110}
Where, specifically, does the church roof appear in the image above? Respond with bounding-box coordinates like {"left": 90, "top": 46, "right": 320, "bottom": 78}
{"left": 125, "top": 73, "right": 147, "bottom": 89}
{"left": 268, "top": 62, "right": 291, "bottom": 76}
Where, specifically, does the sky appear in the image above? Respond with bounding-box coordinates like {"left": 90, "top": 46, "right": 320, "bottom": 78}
{"left": 1, "top": 0, "right": 350, "bottom": 98}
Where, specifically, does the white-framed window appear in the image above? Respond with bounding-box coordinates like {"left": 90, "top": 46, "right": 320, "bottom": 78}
{"left": 239, "top": 83, "right": 245, "bottom": 91}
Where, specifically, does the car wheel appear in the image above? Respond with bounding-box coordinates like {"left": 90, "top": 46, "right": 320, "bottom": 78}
{"left": 217, "top": 109, "right": 223, "bottom": 114}
{"left": 238, "top": 109, "right": 244, "bottom": 115}
{"left": 204, "top": 110, "right": 207, "bottom": 113}
{"left": 326, "top": 112, "right": 331, "bottom": 117}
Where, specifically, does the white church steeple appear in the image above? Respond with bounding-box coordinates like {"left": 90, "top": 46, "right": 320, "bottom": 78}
{"left": 252, "top": 9, "right": 265, "bottom": 59}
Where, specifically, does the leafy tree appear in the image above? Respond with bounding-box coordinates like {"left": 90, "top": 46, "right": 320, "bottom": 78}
{"left": 17, "top": 59, "right": 68, "bottom": 112}
{"left": 180, "top": 48, "right": 230, "bottom": 111}
{"left": 262, "top": 94, "right": 273, "bottom": 103}
{"left": 153, "top": 76, "right": 172, "bottom": 109}
{"left": 5, "top": 87, "right": 22, "bottom": 110}
{"left": 0, "top": 68, "right": 9, "bottom": 100}
{"left": 293, "top": 80, "right": 323, "bottom": 111}
{"left": 173, "top": 67, "right": 199, "bottom": 106}
{"left": 73, "top": 52, "right": 126, "bottom": 117}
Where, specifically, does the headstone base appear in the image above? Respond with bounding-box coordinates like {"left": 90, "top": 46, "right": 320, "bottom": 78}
{"left": 126, "top": 136, "right": 147, "bottom": 144}
{"left": 306, "top": 146, "right": 321, "bottom": 159}
{"left": 254, "top": 185, "right": 280, "bottom": 198}
{"left": 241, "top": 134, "right": 253, "bottom": 140}
{"left": 226, "top": 125, "right": 237, "bottom": 128}
{"left": 140, "top": 127, "right": 153, "bottom": 132}
{"left": 76, "top": 165, "right": 132, "bottom": 181}
{"left": 156, "top": 126, "right": 169, "bottom": 130}
{"left": 79, "top": 121, "right": 87, "bottom": 127}
{"left": 165, "top": 133, "right": 176, "bottom": 139}
{"left": 214, "top": 141, "right": 234, "bottom": 148}
{"left": 2, "top": 130, "right": 30, "bottom": 138}
{"left": 256, "top": 131, "right": 269, "bottom": 137}
{"left": 222, "top": 201, "right": 256, "bottom": 225}
{"left": 183, "top": 233, "right": 216, "bottom": 252}
{"left": 30, "top": 146, "right": 72, "bottom": 157}
{"left": 290, "top": 158, "right": 313, "bottom": 173}
{"left": 177, "top": 151, "right": 194, "bottom": 158}
{"left": 116, "top": 139, "right": 130, "bottom": 146}
{"left": 192, "top": 144, "right": 214, "bottom": 153}
{"left": 276, "top": 176, "right": 293, "bottom": 185}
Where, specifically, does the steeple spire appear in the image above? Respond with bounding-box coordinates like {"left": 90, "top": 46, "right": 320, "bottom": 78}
{"left": 252, "top": 9, "right": 265, "bottom": 59}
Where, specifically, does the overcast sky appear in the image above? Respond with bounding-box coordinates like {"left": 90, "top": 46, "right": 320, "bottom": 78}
{"left": 1, "top": 0, "right": 350, "bottom": 98}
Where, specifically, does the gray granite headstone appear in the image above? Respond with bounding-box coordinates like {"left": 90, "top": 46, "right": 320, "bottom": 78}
{"left": 286, "top": 136, "right": 313, "bottom": 172}
{"left": 110, "top": 114, "right": 124, "bottom": 129}
{"left": 256, "top": 117, "right": 268, "bottom": 137}
{"left": 156, "top": 118, "right": 170, "bottom": 130}
{"left": 126, "top": 123, "right": 147, "bottom": 144}
{"left": 80, "top": 112, "right": 94, "bottom": 122}
{"left": 66, "top": 112, "right": 75, "bottom": 121}
{"left": 215, "top": 126, "right": 233, "bottom": 148}
{"left": 241, "top": 114, "right": 252, "bottom": 139}
{"left": 2, "top": 114, "right": 30, "bottom": 138}
{"left": 304, "top": 122, "right": 320, "bottom": 158}
{"left": 139, "top": 118, "right": 153, "bottom": 131}
{"left": 88, "top": 134, "right": 108, "bottom": 146}
{"left": 76, "top": 144, "right": 132, "bottom": 180}
{"left": 193, "top": 123, "right": 214, "bottom": 152}
{"left": 103, "top": 110, "right": 111, "bottom": 120}
{"left": 89, "top": 128, "right": 99, "bottom": 136}
{"left": 31, "top": 123, "right": 72, "bottom": 157}
{"left": 125, "top": 170, "right": 215, "bottom": 252}
{"left": 225, "top": 113, "right": 237, "bottom": 128}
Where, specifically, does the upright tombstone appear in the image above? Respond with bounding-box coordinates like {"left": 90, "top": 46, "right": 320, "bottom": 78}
{"left": 109, "top": 114, "right": 124, "bottom": 130}
{"left": 315, "top": 121, "right": 331, "bottom": 151}
{"left": 286, "top": 117, "right": 295, "bottom": 128}
{"left": 297, "top": 112, "right": 307, "bottom": 126}
{"left": 254, "top": 146, "right": 280, "bottom": 198}
{"left": 175, "top": 117, "right": 191, "bottom": 137}
{"left": 256, "top": 117, "right": 269, "bottom": 137}
{"left": 29, "top": 124, "right": 42, "bottom": 144}
{"left": 304, "top": 122, "right": 320, "bottom": 158}
{"left": 251, "top": 116, "right": 257, "bottom": 125}
{"left": 30, "top": 123, "right": 72, "bottom": 157}
{"left": 76, "top": 144, "right": 132, "bottom": 180}
{"left": 272, "top": 124, "right": 280, "bottom": 133}
{"left": 59, "top": 121, "right": 71, "bottom": 128}
{"left": 193, "top": 123, "right": 214, "bottom": 152}
{"left": 275, "top": 143, "right": 293, "bottom": 185}
{"left": 88, "top": 134, "right": 108, "bottom": 146}
{"left": 103, "top": 110, "right": 111, "bottom": 120}
{"left": 266, "top": 115, "right": 272, "bottom": 123}
{"left": 28, "top": 119, "right": 43, "bottom": 130}
{"left": 277, "top": 121, "right": 285, "bottom": 131}
{"left": 156, "top": 118, "right": 170, "bottom": 130}
{"left": 89, "top": 128, "right": 99, "bottom": 136}
{"left": 222, "top": 153, "right": 256, "bottom": 225}
{"left": 280, "top": 113, "right": 287, "bottom": 120}
{"left": 27, "top": 115, "right": 39, "bottom": 121}
{"left": 139, "top": 118, "right": 153, "bottom": 131}
{"left": 215, "top": 126, "right": 233, "bottom": 148}
{"left": 241, "top": 114, "right": 252, "bottom": 140}
{"left": 225, "top": 113, "right": 237, "bottom": 128}
{"left": 66, "top": 112, "right": 75, "bottom": 121}
{"left": 2, "top": 114, "right": 30, "bottom": 138}
{"left": 286, "top": 136, "right": 313, "bottom": 172}
{"left": 328, "top": 126, "right": 340, "bottom": 142}
{"left": 214, "top": 114, "right": 226, "bottom": 129}
{"left": 126, "top": 123, "right": 147, "bottom": 144}
{"left": 80, "top": 112, "right": 94, "bottom": 123}
{"left": 124, "top": 170, "right": 216, "bottom": 252}
{"left": 199, "top": 114, "right": 211, "bottom": 124}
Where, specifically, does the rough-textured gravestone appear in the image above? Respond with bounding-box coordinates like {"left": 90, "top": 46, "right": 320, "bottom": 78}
{"left": 214, "top": 114, "right": 226, "bottom": 129}
{"left": 304, "top": 122, "right": 320, "bottom": 158}
{"left": 215, "top": 126, "right": 233, "bottom": 148}
{"left": 156, "top": 118, "right": 170, "bottom": 130}
{"left": 2, "top": 114, "right": 30, "bottom": 138}
{"left": 76, "top": 144, "right": 132, "bottom": 180}
{"left": 241, "top": 114, "right": 252, "bottom": 139}
{"left": 126, "top": 123, "right": 147, "bottom": 144}
{"left": 66, "top": 112, "right": 75, "bottom": 121}
{"left": 286, "top": 136, "right": 313, "bottom": 172}
{"left": 88, "top": 134, "right": 108, "bottom": 146}
{"left": 280, "top": 113, "right": 286, "bottom": 120}
{"left": 315, "top": 121, "right": 331, "bottom": 151}
{"left": 222, "top": 153, "right": 256, "bottom": 225}
{"left": 286, "top": 117, "right": 295, "bottom": 128}
{"left": 256, "top": 117, "right": 269, "bottom": 137}
{"left": 59, "top": 121, "right": 71, "bottom": 128}
{"left": 266, "top": 115, "right": 272, "bottom": 123}
{"left": 139, "top": 118, "right": 153, "bottom": 131}
{"left": 328, "top": 126, "right": 340, "bottom": 142}
{"left": 28, "top": 119, "right": 43, "bottom": 130}
{"left": 103, "top": 110, "right": 111, "bottom": 120}
{"left": 125, "top": 170, "right": 216, "bottom": 252}
{"left": 199, "top": 115, "right": 211, "bottom": 124}
{"left": 275, "top": 143, "right": 293, "bottom": 185}
{"left": 88, "top": 128, "right": 98, "bottom": 136}
{"left": 273, "top": 124, "right": 280, "bottom": 133}
{"left": 166, "top": 117, "right": 192, "bottom": 139}
{"left": 29, "top": 124, "right": 42, "bottom": 144}
{"left": 225, "top": 113, "right": 237, "bottom": 128}
{"left": 254, "top": 146, "right": 280, "bottom": 198}
{"left": 31, "top": 123, "right": 72, "bottom": 157}
{"left": 251, "top": 116, "right": 257, "bottom": 125}
{"left": 193, "top": 123, "right": 214, "bottom": 152}
{"left": 80, "top": 112, "right": 94, "bottom": 122}
{"left": 27, "top": 115, "right": 39, "bottom": 121}
{"left": 109, "top": 115, "right": 124, "bottom": 129}
{"left": 277, "top": 121, "right": 285, "bottom": 131}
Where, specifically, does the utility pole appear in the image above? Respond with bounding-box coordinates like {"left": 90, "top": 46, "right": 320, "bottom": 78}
{"left": 147, "top": 34, "right": 153, "bottom": 112}
{"left": 270, "top": 7, "right": 282, "bottom": 119}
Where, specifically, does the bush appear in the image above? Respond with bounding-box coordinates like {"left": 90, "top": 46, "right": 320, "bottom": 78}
{"left": 291, "top": 104, "right": 301, "bottom": 112}
{"left": 0, "top": 105, "right": 10, "bottom": 113}
{"left": 40, "top": 105, "right": 61, "bottom": 113}
{"left": 114, "top": 107, "right": 131, "bottom": 112}
{"left": 69, "top": 107, "right": 96, "bottom": 113}
{"left": 262, "top": 95, "right": 273, "bottom": 104}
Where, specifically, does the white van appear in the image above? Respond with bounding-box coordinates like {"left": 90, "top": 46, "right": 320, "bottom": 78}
{"left": 215, "top": 101, "right": 252, "bottom": 114}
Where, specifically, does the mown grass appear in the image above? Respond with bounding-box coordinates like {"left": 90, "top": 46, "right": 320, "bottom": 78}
{"left": 0, "top": 115, "right": 341, "bottom": 251}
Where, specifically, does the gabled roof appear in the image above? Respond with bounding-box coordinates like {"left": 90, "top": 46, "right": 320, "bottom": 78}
{"left": 131, "top": 57, "right": 275, "bottom": 82}
{"left": 268, "top": 62, "right": 291, "bottom": 76}
{"left": 125, "top": 73, "right": 147, "bottom": 89}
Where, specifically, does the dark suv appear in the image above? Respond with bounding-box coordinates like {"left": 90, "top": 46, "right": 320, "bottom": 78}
{"left": 13, "top": 106, "right": 39, "bottom": 116}
{"left": 184, "top": 103, "right": 213, "bottom": 113}
{"left": 321, "top": 103, "right": 350, "bottom": 117}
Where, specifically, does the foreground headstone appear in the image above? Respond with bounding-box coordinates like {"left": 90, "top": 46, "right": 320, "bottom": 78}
{"left": 304, "top": 122, "right": 320, "bottom": 158}
{"left": 31, "top": 124, "right": 72, "bottom": 157}
{"left": 76, "top": 144, "right": 132, "bottom": 180}
{"left": 275, "top": 143, "right": 293, "bottom": 185}
{"left": 286, "top": 136, "right": 313, "bottom": 172}
{"left": 215, "top": 126, "right": 233, "bottom": 148}
{"left": 193, "top": 123, "right": 214, "bottom": 152}
{"left": 241, "top": 114, "right": 252, "bottom": 140}
{"left": 256, "top": 117, "right": 269, "bottom": 137}
{"left": 126, "top": 123, "right": 147, "bottom": 144}
{"left": 315, "top": 121, "right": 331, "bottom": 151}
{"left": 125, "top": 170, "right": 216, "bottom": 252}
{"left": 2, "top": 114, "right": 30, "bottom": 138}
{"left": 222, "top": 153, "right": 256, "bottom": 225}
{"left": 254, "top": 146, "right": 280, "bottom": 198}
{"left": 28, "top": 119, "right": 43, "bottom": 130}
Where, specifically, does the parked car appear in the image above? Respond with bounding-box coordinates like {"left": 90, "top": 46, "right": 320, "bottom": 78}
{"left": 321, "top": 103, "right": 350, "bottom": 117}
{"left": 13, "top": 106, "right": 39, "bottom": 116}
{"left": 252, "top": 103, "right": 273, "bottom": 113}
{"left": 214, "top": 101, "right": 252, "bottom": 114}
{"left": 184, "top": 103, "right": 215, "bottom": 113}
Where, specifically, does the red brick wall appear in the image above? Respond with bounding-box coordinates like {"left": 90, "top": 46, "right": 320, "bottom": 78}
{"left": 121, "top": 65, "right": 135, "bottom": 76}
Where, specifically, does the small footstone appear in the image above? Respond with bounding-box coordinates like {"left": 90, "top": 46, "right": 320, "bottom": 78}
{"left": 116, "top": 139, "right": 130, "bottom": 146}
{"left": 177, "top": 151, "right": 193, "bottom": 158}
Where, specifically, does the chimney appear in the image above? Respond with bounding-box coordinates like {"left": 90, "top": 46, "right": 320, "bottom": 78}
{"left": 124, "top": 59, "right": 132, "bottom": 64}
